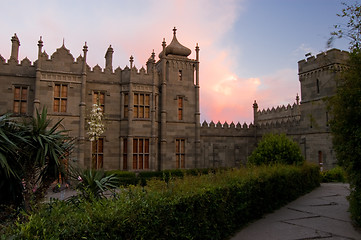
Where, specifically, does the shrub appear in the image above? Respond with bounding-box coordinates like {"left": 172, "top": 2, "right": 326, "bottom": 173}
{"left": 248, "top": 133, "right": 304, "bottom": 166}
{"left": 6, "top": 163, "right": 319, "bottom": 240}
{"left": 320, "top": 166, "right": 347, "bottom": 183}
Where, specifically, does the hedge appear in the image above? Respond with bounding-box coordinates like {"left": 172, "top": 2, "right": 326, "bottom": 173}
{"left": 105, "top": 167, "right": 229, "bottom": 187}
{"left": 7, "top": 164, "right": 319, "bottom": 239}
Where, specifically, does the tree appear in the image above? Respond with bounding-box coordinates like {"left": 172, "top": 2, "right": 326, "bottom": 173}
{"left": 328, "top": 2, "right": 361, "bottom": 50}
{"left": 0, "top": 114, "right": 24, "bottom": 206}
{"left": 20, "top": 108, "right": 74, "bottom": 207}
{"left": 248, "top": 133, "right": 304, "bottom": 166}
{"left": 0, "top": 108, "right": 74, "bottom": 209}
{"left": 328, "top": 1, "right": 361, "bottom": 226}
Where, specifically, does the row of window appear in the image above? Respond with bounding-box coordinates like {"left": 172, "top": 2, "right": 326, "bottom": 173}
{"left": 13, "top": 85, "right": 184, "bottom": 120}
{"left": 91, "top": 138, "right": 186, "bottom": 170}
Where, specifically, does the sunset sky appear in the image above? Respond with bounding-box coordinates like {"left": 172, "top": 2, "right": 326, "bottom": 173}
{"left": 0, "top": 0, "right": 350, "bottom": 123}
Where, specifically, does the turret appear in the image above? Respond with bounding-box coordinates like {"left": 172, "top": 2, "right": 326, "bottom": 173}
{"left": 10, "top": 33, "right": 20, "bottom": 62}
{"left": 146, "top": 50, "right": 156, "bottom": 73}
{"left": 253, "top": 100, "right": 258, "bottom": 125}
{"left": 104, "top": 45, "right": 113, "bottom": 71}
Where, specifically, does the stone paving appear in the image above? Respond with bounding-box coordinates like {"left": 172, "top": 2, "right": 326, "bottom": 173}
{"left": 230, "top": 183, "right": 361, "bottom": 240}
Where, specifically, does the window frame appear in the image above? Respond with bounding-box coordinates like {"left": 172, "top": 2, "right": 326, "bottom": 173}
{"left": 93, "top": 91, "right": 105, "bottom": 113}
{"left": 175, "top": 138, "right": 185, "bottom": 168}
{"left": 92, "top": 138, "right": 104, "bottom": 169}
{"left": 132, "top": 138, "right": 150, "bottom": 170}
{"left": 13, "top": 85, "right": 28, "bottom": 115}
{"left": 177, "top": 96, "right": 183, "bottom": 120}
{"left": 133, "top": 93, "right": 150, "bottom": 119}
{"left": 53, "top": 83, "right": 68, "bottom": 113}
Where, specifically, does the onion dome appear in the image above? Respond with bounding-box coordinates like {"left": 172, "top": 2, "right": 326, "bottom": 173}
{"left": 159, "top": 27, "right": 191, "bottom": 58}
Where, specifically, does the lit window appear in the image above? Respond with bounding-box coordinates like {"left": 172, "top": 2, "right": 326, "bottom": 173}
{"left": 176, "top": 139, "right": 185, "bottom": 168}
{"left": 134, "top": 93, "right": 150, "bottom": 119}
{"left": 92, "top": 138, "right": 104, "bottom": 169}
{"left": 54, "top": 84, "right": 67, "bottom": 112}
{"left": 13, "top": 86, "right": 27, "bottom": 114}
{"left": 178, "top": 97, "right": 183, "bottom": 120}
{"left": 178, "top": 70, "right": 182, "bottom": 81}
{"left": 93, "top": 91, "right": 105, "bottom": 112}
{"left": 133, "top": 138, "right": 149, "bottom": 169}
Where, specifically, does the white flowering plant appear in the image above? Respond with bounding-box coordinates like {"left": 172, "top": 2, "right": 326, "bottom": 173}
{"left": 87, "top": 103, "right": 105, "bottom": 141}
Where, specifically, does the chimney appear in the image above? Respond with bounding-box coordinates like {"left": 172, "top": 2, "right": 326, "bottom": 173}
{"left": 105, "top": 45, "right": 114, "bottom": 71}
{"left": 10, "top": 33, "right": 20, "bottom": 62}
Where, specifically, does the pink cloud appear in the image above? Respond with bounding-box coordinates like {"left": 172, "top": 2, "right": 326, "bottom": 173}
{"left": 0, "top": 0, "right": 300, "bottom": 124}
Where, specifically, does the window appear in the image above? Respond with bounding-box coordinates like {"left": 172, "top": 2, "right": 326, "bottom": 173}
{"left": 316, "top": 79, "right": 320, "bottom": 94}
{"left": 13, "top": 86, "right": 27, "bottom": 114}
{"left": 133, "top": 138, "right": 149, "bottom": 169}
{"left": 123, "top": 139, "right": 128, "bottom": 170}
{"left": 134, "top": 93, "right": 150, "bottom": 119}
{"left": 326, "top": 112, "right": 329, "bottom": 127}
{"left": 124, "top": 93, "right": 129, "bottom": 118}
{"left": 93, "top": 91, "right": 105, "bottom": 112}
{"left": 178, "top": 70, "right": 182, "bottom": 81}
{"left": 54, "top": 84, "right": 67, "bottom": 112}
{"left": 92, "top": 138, "right": 104, "bottom": 169}
{"left": 176, "top": 139, "right": 185, "bottom": 168}
{"left": 178, "top": 97, "right": 183, "bottom": 120}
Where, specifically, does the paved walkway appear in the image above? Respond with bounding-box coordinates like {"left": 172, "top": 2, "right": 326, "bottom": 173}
{"left": 231, "top": 183, "right": 361, "bottom": 240}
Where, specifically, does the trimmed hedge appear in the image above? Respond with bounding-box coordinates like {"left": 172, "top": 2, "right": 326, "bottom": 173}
{"left": 105, "top": 167, "right": 229, "bottom": 186}
{"left": 7, "top": 164, "right": 319, "bottom": 239}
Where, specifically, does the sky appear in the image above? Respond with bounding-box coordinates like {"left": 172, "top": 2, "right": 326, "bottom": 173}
{"left": 0, "top": 0, "right": 351, "bottom": 124}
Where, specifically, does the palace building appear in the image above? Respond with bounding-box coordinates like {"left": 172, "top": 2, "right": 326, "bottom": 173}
{"left": 0, "top": 29, "right": 349, "bottom": 171}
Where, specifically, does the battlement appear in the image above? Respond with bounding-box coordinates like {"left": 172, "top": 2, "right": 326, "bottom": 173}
{"left": 0, "top": 55, "right": 36, "bottom": 76}
{"left": 298, "top": 48, "right": 349, "bottom": 74}
{"left": 200, "top": 120, "right": 255, "bottom": 137}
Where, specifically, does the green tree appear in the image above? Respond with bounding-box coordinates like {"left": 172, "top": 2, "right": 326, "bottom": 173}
{"left": 328, "top": 2, "right": 361, "bottom": 50}
{"left": 0, "top": 108, "right": 74, "bottom": 208}
{"left": 20, "top": 108, "right": 74, "bottom": 207}
{"left": 0, "top": 114, "right": 24, "bottom": 206}
{"left": 328, "top": 1, "right": 361, "bottom": 226}
{"left": 248, "top": 133, "right": 304, "bottom": 166}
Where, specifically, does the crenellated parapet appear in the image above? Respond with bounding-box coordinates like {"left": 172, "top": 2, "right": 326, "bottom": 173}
{"left": 0, "top": 55, "right": 36, "bottom": 77}
{"left": 298, "top": 48, "right": 349, "bottom": 75}
{"left": 201, "top": 120, "right": 255, "bottom": 137}
{"left": 256, "top": 102, "right": 300, "bottom": 126}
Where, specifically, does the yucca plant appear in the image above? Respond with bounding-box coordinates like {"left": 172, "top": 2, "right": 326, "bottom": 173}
{"left": 69, "top": 167, "right": 119, "bottom": 200}
{"left": 19, "top": 108, "right": 74, "bottom": 207}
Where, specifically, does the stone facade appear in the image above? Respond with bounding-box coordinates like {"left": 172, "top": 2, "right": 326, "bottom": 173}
{"left": 0, "top": 30, "right": 349, "bottom": 171}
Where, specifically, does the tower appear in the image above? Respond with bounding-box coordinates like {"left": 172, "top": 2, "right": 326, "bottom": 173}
{"left": 156, "top": 27, "right": 200, "bottom": 169}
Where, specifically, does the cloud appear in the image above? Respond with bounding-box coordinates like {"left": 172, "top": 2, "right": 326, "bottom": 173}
{"left": 0, "top": 0, "right": 301, "bottom": 124}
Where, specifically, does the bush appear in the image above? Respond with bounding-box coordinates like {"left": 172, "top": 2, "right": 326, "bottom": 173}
{"left": 248, "top": 133, "right": 304, "bottom": 166}
{"left": 320, "top": 166, "right": 347, "bottom": 183}
{"left": 6, "top": 164, "right": 319, "bottom": 239}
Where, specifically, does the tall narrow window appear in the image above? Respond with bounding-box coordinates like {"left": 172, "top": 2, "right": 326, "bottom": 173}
{"left": 124, "top": 93, "right": 129, "bottom": 118}
{"left": 92, "top": 138, "right": 104, "bottom": 169}
{"left": 176, "top": 139, "right": 185, "bottom": 168}
{"left": 326, "top": 112, "right": 329, "bottom": 127}
{"left": 178, "top": 70, "right": 182, "bottom": 81}
{"left": 54, "top": 84, "right": 67, "bottom": 112}
{"left": 123, "top": 138, "right": 128, "bottom": 170}
{"left": 93, "top": 91, "right": 105, "bottom": 112}
{"left": 318, "top": 151, "right": 323, "bottom": 172}
{"left": 133, "top": 93, "right": 150, "bottom": 119}
{"left": 13, "top": 86, "right": 28, "bottom": 114}
{"left": 133, "top": 138, "right": 149, "bottom": 169}
{"left": 316, "top": 79, "right": 320, "bottom": 94}
{"left": 178, "top": 97, "right": 183, "bottom": 120}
